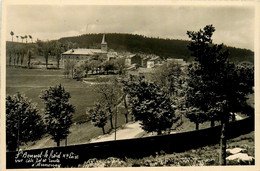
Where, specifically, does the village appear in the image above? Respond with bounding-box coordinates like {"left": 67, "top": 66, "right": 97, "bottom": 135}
{"left": 60, "top": 34, "right": 187, "bottom": 82}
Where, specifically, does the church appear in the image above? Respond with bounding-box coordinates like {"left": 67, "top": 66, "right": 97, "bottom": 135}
{"left": 61, "top": 34, "right": 109, "bottom": 67}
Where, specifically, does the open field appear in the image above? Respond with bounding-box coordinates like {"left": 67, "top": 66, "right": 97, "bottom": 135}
{"left": 7, "top": 67, "right": 99, "bottom": 122}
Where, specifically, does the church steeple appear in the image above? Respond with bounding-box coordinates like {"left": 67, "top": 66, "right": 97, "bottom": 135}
{"left": 101, "top": 34, "right": 107, "bottom": 52}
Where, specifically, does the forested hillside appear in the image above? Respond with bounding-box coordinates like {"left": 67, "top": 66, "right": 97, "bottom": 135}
{"left": 58, "top": 33, "right": 254, "bottom": 63}
{"left": 6, "top": 33, "right": 254, "bottom": 63}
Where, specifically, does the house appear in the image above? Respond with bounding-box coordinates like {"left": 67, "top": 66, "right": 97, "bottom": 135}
{"left": 107, "top": 50, "right": 118, "bottom": 61}
{"left": 147, "top": 56, "right": 161, "bottom": 68}
{"left": 125, "top": 54, "right": 142, "bottom": 66}
{"left": 166, "top": 58, "right": 186, "bottom": 65}
{"left": 62, "top": 34, "right": 108, "bottom": 67}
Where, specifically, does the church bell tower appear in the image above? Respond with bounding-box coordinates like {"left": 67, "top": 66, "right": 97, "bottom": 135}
{"left": 101, "top": 34, "right": 108, "bottom": 52}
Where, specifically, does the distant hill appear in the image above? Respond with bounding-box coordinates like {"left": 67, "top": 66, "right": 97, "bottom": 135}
{"left": 58, "top": 33, "right": 254, "bottom": 63}
{"left": 6, "top": 33, "right": 254, "bottom": 63}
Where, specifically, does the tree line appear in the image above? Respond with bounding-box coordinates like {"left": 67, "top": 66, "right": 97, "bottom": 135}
{"left": 70, "top": 55, "right": 126, "bottom": 80}
{"left": 6, "top": 39, "right": 79, "bottom": 69}
{"left": 59, "top": 33, "right": 254, "bottom": 63}
{"left": 10, "top": 31, "right": 33, "bottom": 43}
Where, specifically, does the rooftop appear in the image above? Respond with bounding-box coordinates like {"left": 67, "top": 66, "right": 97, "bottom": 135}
{"left": 62, "top": 48, "right": 106, "bottom": 55}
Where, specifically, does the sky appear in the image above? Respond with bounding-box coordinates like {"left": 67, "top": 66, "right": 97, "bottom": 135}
{"left": 5, "top": 5, "right": 255, "bottom": 50}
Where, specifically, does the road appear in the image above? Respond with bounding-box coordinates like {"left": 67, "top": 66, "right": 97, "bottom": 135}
{"left": 89, "top": 122, "right": 144, "bottom": 143}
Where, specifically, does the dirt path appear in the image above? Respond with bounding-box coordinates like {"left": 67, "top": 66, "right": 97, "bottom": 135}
{"left": 25, "top": 137, "right": 52, "bottom": 150}
{"left": 89, "top": 122, "right": 144, "bottom": 143}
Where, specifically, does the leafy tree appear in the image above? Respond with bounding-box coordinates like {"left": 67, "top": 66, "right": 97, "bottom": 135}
{"left": 7, "top": 45, "right": 14, "bottom": 66}
{"left": 15, "top": 47, "right": 20, "bottom": 65}
{"left": 20, "top": 36, "right": 24, "bottom": 43}
{"left": 40, "top": 84, "right": 75, "bottom": 147}
{"left": 27, "top": 48, "right": 33, "bottom": 68}
{"left": 121, "top": 87, "right": 130, "bottom": 123}
{"left": 114, "top": 57, "right": 126, "bottom": 75}
{"left": 151, "top": 61, "right": 188, "bottom": 124}
{"left": 89, "top": 102, "right": 108, "bottom": 134}
{"left": 152, "top": 61, "right": 184, "bottom": 99}
{"left": 95, "top": 78, "right": 122, "bottom": 129}
{"left": 10, "top": 31, "right": 14, "bottom": 42}
{"left": 6, "top": 93, "right": 45, "bottom": 151}
{"left": 29, "top": 35, "right": 33, "bottom": 43}
{"left": 102, "top": 60, "right": 116, "bottom": 74}
{"left": 16, "top": 35, "right": 19, "bottom": 42}
{"left": 20, "top": 46, "right": 30, "bottom": 66}
{"left": 89, "top": 60, "right": 102, "bottom": 74}
{"left": 24, "top": 35, "right": 28, "bottom": 43}
{"left": 8, "top": 50, "right": 12, "bottom": 66}
{"left": 36, "top": 40, "right": 54, "bottom": 69}
{"left": 186, "top": 25, "right": 254, "bottom": 165}
{"left": 64, "top": 59, "right": 77, "bottom": 78}
{"left": 53, "top": 41, "right": 63, "bottom": 69}
{"left": 185, "top": 107, "right": 208, "bottom": 130}
{"left": 73, "top": 61, "right": 90, "bottom": 80}
{"left": 63, "top": 62, "right": 71, "bottom": 78}
{"left": 12, "top": 47, "right": 18, "bottom": 66}
{"left": 124, "top": 77, "right": 179, "bottom": 135}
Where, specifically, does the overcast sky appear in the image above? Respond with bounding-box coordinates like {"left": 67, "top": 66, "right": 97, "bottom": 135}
{"left": 6, "top": 5, "right": 255, "bottom": 50}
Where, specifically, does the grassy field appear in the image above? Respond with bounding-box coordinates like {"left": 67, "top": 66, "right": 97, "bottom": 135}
{"left": 6, "top": 67, "right": 100, "bottom": 122}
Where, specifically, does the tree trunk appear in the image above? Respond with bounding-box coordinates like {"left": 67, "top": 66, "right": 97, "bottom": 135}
{"left": 124, "top": 114, "right": 128, "bottom": 123}
{"left": 211, "top": 119, "right": 215, "bottom": 127}
{"left": 109, "top": 114, "right": 114, "bottom": 129}
{"left": 9, "top": 54, "right": 12, "bottom": 66}
{"left": 45, "top": 55, "right": 48, "bottom": 69}
{"left": 13, "top": 56, "right": 16, "bottom": 66}
{"left": 71, "top": 68, "right": 74, "bottom": 78}
{"left": 157, "top": 130, "right": 162, "bottom": 135}
{"left": 123, "top": 94, "right": 129, "bottom": 123}
{"left": 17, "top": 54, "right": 20, "bottom": 65}
{"left": 195, "top": 122, "right": 199, "bottom": 130}
{"left": 56, "top": 140, "right": 60, "bottom": 147}
{"left": 57, "top": 59, "right": 60, "bottom": 69}
{"left": 102, "top": 126, "right": 105, "bottom": 134}
{"left": 57, "top": 55, "right": 60, "bottom": 69}
{"left": 28, "top": 55, "right": 31, "bottom": 69}
{"left": 21, "top": 54, "right": 24, "bottom": 65}
{"left": 232, "top": 113, "right": 236, "bottom": 122}
{"left": 219, "top": 115, "right": 228, "bottom": 165}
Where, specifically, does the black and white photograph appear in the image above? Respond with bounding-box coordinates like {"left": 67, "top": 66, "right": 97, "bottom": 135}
{"left": 1, "top": 0, "right": 259, "bottom": 170}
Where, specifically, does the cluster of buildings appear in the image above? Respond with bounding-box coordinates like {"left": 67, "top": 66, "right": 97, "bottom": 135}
{"left": 61, "top": 34, "right": 186, "bottom": 73}
{"left": 62, "top": 34, "right": 113, "bottom": 66}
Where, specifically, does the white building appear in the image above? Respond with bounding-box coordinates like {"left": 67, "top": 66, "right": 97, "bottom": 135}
{"left": 62, "top": 34, "right": 108, "bottom": 67}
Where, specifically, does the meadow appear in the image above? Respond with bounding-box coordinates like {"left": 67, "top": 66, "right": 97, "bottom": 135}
{"left": 7, "top": 67, "right": 100, "bottom": 122}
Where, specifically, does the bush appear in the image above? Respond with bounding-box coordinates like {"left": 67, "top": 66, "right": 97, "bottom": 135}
{"left": 81, "top": 157, "right": 127, "bottom": 168}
